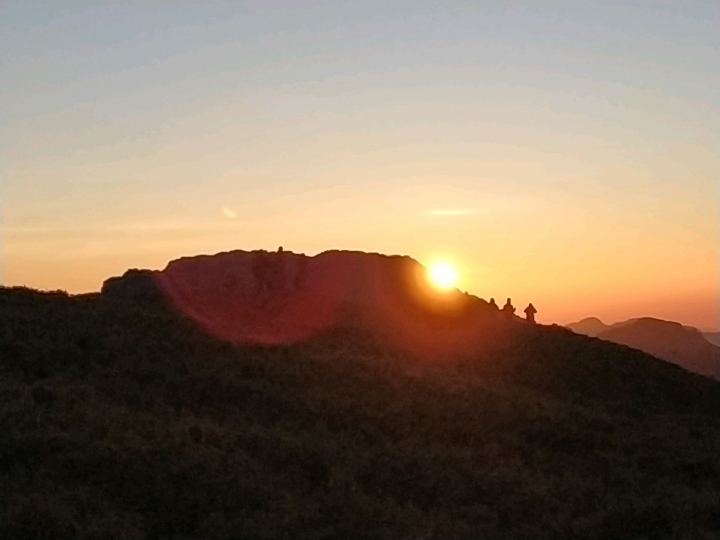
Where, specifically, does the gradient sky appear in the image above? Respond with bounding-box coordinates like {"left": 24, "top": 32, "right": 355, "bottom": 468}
{"left": 2, "top": 0, "right": 718, "bottom": 329}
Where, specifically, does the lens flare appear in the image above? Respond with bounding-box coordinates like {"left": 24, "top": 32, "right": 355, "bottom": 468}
{"left": 427, "top": 261, "right": 458, "bottom": 290}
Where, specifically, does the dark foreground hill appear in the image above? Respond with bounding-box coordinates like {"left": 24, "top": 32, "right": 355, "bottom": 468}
{"left": 2, "top": 287, "right": 720, "bottom": 540}
{"left": 706, "top": 332, "right": 720, "bottom": 347}
{"left": 568, "top": 317, "right": 720, "bottom": 378}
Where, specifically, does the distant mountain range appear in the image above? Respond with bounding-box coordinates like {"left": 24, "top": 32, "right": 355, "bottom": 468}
{"left": 567, "top": 317, "right": 720, "bottom": 377}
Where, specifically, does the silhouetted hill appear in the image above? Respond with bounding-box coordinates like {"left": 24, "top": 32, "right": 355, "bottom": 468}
{"left": 568, "top": 316, "right": 720, "bottom": 378}
{"left": 2, "top": 265, "right": 720, "bottom": 538}
{"left": 102, "top": 268, "right": 167, "bottom": 303}
{"left": 102, "top": 249, "right": 502, "bottom": 354}
{"left": 566, "top": 317, "right": 610, "bottom": 337}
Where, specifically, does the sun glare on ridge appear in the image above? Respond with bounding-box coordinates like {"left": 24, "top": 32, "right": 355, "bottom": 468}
{"left": 427, "top": 261, "right": 458, "bottom": 291}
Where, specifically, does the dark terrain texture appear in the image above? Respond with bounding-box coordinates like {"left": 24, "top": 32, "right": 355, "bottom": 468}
{"left": 705, "top": 332, "right": 720, "bottom": 347}
{"left": 2, "top": 286, "right": 720, "bottom": 539}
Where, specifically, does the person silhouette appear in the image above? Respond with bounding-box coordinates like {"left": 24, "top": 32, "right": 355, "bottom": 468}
{"left": 502, "top": 298, "right": 516, "bottom": 317}
{"left": 524, "top": 303, "right": 537, "bottom": 323}
{"left": 489, "top": 298, "right": 498, "bottom": 310}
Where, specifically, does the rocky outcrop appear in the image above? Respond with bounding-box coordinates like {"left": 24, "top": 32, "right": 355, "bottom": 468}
{"left": 101, "top": 249, "right": 502, "bottom": 349}
{"left": 102, "top": 269, "right": 166, "bottom": 303}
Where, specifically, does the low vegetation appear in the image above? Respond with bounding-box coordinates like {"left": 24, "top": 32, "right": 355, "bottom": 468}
{"left": 1, "top": 286, "right": 719, "bottom": 539}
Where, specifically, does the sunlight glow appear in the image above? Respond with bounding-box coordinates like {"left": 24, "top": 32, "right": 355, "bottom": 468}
{"left": 427, "top": 261, "right": 458, "bottom": 291}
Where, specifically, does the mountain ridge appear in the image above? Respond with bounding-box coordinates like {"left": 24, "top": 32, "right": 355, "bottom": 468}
{"left": 567, "top": 316, "right": 720, "bottom": 378}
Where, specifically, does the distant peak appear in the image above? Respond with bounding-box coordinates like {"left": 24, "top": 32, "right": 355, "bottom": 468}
{"left": 616, "top": 318, "right": 683, "bottom": 330}
{"left": 566, "top": 317, "right": 610, "bottom": 337}
{"left": 577, "top": 317, "right": 605, "bottom": 324}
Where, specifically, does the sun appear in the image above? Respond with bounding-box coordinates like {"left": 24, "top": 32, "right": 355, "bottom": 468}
{"left": 427, "top": 260, "right": 458, "bottom": 291}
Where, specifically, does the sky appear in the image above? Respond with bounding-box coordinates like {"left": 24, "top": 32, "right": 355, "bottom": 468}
{"left": 1, "top": 0, "right": 718, "bottom": 330}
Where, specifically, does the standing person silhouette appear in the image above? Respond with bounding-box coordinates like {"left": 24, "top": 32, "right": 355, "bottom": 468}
{"left": 489, "top": 298, "right": 498, "bottom": 310}
{"left": 502, "top": 298, "right": 516, "bottom": 317}
{"left": 524, "top": 303, "right": 537, "bottom": 323}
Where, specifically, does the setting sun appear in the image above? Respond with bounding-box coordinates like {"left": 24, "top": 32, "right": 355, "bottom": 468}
{"left": 427, "top": 261, "right": 458, "bottom": 291}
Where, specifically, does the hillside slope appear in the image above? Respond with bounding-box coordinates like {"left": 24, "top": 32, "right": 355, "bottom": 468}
{"left": 1, "top": 286, "right": 720, "bottom": 540}
{"left": 705, "top": 332, "right": 720, "bottom": 347}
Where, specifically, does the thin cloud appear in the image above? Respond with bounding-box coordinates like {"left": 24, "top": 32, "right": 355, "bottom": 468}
{"left": 222, "top": 207, "right": 237, "bottom": 219}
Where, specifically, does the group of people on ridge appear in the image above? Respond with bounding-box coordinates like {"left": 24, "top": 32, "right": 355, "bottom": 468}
{"left": 488, "top": 297, "right": 537, "bottom": 323}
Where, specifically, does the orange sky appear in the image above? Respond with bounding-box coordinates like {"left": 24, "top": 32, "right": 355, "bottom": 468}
{"left": 2, "top": 2, "right": 718, "bottom": 330}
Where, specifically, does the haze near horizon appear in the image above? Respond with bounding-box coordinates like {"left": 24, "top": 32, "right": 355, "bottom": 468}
{"left": 1, "top": 1, "right": 718, "bottom": 330}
